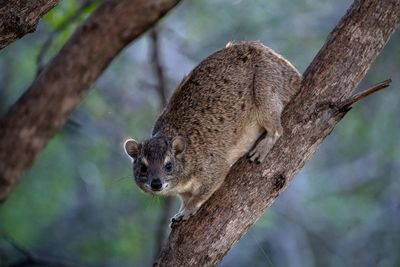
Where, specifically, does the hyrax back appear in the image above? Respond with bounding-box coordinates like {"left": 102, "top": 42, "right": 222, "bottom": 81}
{"left": 125, "top": 41, "right": 301, "bottom": 222}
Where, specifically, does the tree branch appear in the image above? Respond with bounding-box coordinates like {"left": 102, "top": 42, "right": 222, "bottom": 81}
{"left": 149, "top": 27, "right": 176, "bottom": 259}
{"left": 0, "top": 0, "right": 181, "bottom": 204}
{"left": 340, "top": 79, "right": 392, "bottom": 111}
{"left": 0, "top": 0, "right": 60, "bottom": 50}
{"left": 150, "top": 28, "right": 168, "bottom": 107}
{"left": 36, "top": 0, "right": 97, "bottom": 75}
{"left": 155, "top": 0, "right": 400, "bottom": 266}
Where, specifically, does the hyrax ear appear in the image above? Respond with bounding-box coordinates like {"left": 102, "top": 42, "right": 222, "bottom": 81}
{"left": 171, "top": 136, "right": 186, "bottom": 156}
{"left": 124, "top": 139, "right": 140, "bottom": 159}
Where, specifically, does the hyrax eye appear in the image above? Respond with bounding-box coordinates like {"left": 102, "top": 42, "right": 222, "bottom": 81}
{"left": 140, "top": 163, "right": 147, "bottom": 173}
{"left": 164, "top": 162, "right": 173, "bottom": 173}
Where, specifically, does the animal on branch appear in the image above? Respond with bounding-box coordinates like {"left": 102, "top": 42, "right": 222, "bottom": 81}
{"left": 124, "top": 41, "right": 301, "bottom": 222}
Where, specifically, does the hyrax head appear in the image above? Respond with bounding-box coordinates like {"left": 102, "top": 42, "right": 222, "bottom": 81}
{"left": 124, "top": 136, "right": 186, "bottom": 195}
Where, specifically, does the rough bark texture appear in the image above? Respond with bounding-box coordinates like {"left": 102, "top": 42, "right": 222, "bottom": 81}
{"left": 0, "top": 0, "right": 60, "bottom": 49}
{"left": 0, "top": 0, "right": 181, "bottom": 203}
{"left": 155, "top": 0, "right": 400, "bottom": 266}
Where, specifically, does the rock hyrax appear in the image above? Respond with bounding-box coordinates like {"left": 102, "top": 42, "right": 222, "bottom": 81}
{"left": 124, "top": 41, "right": 301, "bottom": 222}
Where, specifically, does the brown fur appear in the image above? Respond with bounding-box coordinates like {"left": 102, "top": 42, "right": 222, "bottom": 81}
{"left": 124, "top": 41, "right": 302, "bottom": 222}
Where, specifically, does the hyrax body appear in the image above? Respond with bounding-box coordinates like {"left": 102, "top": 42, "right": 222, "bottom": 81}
{"left": 125, "top": 41, "right": 301, "bottom": 222}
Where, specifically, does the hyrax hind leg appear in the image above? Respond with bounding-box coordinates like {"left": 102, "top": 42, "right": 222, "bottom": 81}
{"left": 248, "top": 66, "right": 284, "bottom": 163}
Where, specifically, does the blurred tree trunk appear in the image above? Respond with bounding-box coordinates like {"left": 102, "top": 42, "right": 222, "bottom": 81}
{"left": 154, "top": 0, "right": 400, "bottom": 266}
{"left": 0, "top": 0, "right": 60, "bottom": 49}
{"left": 0, "top": 0, "right": 181, "bottom": 204}
{"left": 149, "top": 28, "right": 176, "bottom": 259}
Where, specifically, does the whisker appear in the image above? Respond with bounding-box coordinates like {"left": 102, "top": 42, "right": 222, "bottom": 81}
{"left": 249, "top": 231, "right": 275, "bottom": 267}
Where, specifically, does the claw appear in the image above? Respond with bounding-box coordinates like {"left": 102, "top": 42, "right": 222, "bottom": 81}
{"left": 169, "top": 213, "right": 184, "bottom": 228}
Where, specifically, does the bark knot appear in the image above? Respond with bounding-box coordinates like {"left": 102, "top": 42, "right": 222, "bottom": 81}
{"left": 272, "top": 173, "right": 286, "bottom": 191}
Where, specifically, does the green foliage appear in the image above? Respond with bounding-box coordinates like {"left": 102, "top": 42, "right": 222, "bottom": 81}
{"left": 0, "top": 135, "right": 75, "bottom": 246}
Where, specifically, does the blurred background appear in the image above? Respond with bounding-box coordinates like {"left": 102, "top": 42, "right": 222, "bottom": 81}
{"left": 0, "top": 0, "right": 399, "bottom": 266}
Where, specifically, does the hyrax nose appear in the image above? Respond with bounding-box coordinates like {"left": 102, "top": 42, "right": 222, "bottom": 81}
{"left": 150, "top": 179, "right": 163, "bottom": 191}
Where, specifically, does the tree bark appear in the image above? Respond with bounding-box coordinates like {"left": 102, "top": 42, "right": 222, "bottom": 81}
{"left": 0, "top": 0, "right": 60, "bottom": 49}
{"left": 154, "top": 0, "right": 400, "bottom": 266}
{"left": 0, "top": 0, "right": 181, "bottom": 204}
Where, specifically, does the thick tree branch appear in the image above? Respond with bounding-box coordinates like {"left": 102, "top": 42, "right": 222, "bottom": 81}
{"left": 0, "top": 0, "right": 60, "bottom": 49}
{"left": 155, "top": 0, "right": 400, "bottom": 266}
{"left": 0, "top": 0, "right": 181, "bottom": 204}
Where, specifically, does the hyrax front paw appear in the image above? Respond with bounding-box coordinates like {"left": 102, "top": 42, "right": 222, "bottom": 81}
{"left": 171, "top": 211, "right": 185, "bottom": 223}
{"left": 169, "top": 207, "right": 200, "bottom": 228}
{"left": 170, "top": 211, "right": 188, "bottom": 228}
{"left": 171, "top": 210, "right": 193, "bottom": 222}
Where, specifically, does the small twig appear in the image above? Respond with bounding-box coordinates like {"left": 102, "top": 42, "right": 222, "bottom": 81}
{"left": 340, "top": 79, "right": 392, "bottom": 111}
